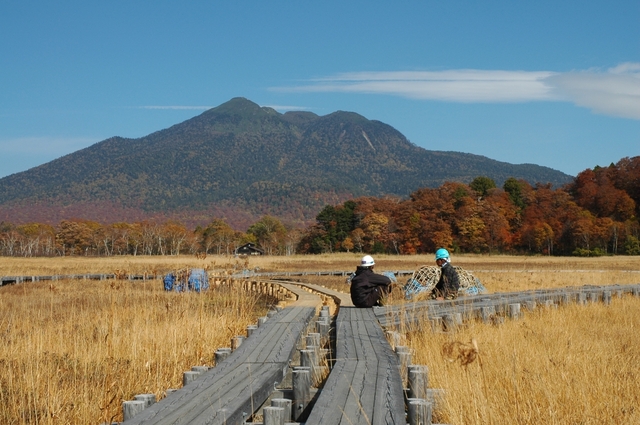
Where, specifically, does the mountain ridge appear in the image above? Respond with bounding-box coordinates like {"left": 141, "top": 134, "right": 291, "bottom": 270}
{"left": 0, "top": 97, "right": 573, "bottom": 229}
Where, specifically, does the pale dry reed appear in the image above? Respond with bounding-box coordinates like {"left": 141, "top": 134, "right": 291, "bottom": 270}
{"left": 404, "top": 296, "right": 640, "bottom": 424}
{"left": 1, "top": 254, "right": 639, "bottom": 424}
{"left": 0, "top": 275, "right": 271, "bottom": 424}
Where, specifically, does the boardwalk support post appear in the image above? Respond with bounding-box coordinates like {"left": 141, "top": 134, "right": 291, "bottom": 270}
{"left": 182, "top": 370, "right": 200, "bottom": 386}
{"left": 508, "top": 303, "right": 521, "bottom": 319}
{"left": 293, "top": 367, "right": 311, "bottom": 422}
{"left": 271, "top": 398, "right": 292, "bottom": 422}
{"left": 214, "top": 348, "right": 232, "bottom": 365}
{"left": 407, "top": 398, "right": 432, "bottom": 425}
{"left": 408, "top": 365, "right": 429, "bottom": 399}
{"left": 122, "top": 400, "right": 146, "bottom": 421}
{"left": 263, "top": 406, "right": 285, "bottom": 425}
{"left": 133, "top": 394, "right": 156, "bottom": 408}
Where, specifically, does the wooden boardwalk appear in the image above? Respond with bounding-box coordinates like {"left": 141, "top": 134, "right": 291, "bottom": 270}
{"left": 375, "top": 283, "right": 640, "bottom": 329}
{"left": 306, "top": 306, "right": 405, "bottom": 425}
{"left": 122, "top": 282, "right": 319, "bottom": 425}
{"left": 282, "top": 281, "right": 406, "bottom": 424}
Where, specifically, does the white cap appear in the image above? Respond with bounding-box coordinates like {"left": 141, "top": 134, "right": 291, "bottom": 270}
{"left": 360, "top": 255, "right": 375, "bottom": 267}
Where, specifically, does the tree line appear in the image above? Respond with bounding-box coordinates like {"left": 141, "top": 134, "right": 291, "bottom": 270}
{"left": 0, "top": 217, "right": 298, "bottom": 257}
{"left": 1, "top": 156, "right": 638, "bottom": 258}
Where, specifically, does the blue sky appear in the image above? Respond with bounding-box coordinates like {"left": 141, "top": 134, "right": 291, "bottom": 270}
{"left": 1, "top": 1, "right": 638, "bottom": 179}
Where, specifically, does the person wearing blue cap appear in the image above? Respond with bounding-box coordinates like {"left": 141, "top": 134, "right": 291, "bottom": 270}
{"left": 431, "top": 248, "right": 460, "bottom": 300}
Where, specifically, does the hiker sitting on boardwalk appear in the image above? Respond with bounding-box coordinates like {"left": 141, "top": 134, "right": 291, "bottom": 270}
{"left": 350, "top": 255, "right": 392, "bottom": 308}
{"left": 431, "top": 248, "right": 460, "bottom": 300}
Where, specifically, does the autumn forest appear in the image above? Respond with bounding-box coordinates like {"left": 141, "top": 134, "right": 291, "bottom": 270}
{"left": 1, "top": 156, "right": 638, "bottom": 258}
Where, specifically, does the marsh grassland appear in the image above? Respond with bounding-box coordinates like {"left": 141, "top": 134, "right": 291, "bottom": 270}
{"left": 0, "top": 254, "right": 639, "bottom": 424}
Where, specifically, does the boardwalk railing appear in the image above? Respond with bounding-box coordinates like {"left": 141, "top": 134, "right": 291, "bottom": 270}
{"left": 375, "top": 283, "right": 640, "bottom": 330}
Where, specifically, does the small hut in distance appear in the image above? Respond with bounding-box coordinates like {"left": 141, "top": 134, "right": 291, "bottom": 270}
{"left": 235, "top": 243, "right": 265, "bottom": 256}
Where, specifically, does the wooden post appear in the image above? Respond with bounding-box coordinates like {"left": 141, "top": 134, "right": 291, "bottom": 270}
{"left": 524, "top": 300, "right": 536, "bottom": 311}
{"left": 191, "top": 366, "right": 208, "bottom": 374}
{"left": 319, "top": 308, "right": 330, "bottom": 322}
{"left": 122, "top": 400, "right": 146, "bottom": 421}
{"left": 408, "top": 365, "right": 429, "bottom": 399}
{"left": 588, "top": 292, "right": 600, "bottom": 303}
{"left": 183, "top": 370, "right": 200, "bottom": 386}
{"left": 603, "top": 290, "right": 612, "bottom": 305}
{"left": 508, "top": 303, "right": 521, "bottom": 319}
{"left": 481, "top": 306, "right": 496, "bottom": 323}
{"left": 385, "top": 330, "right": 402, "bottom": 349}
{"left": 258, "top": 316, "right": 268, "bottom": 327}
{"left": 214, "top": 348, "right": 232, "bottom": 365}
{"left": 271, "top": 398, "right": 292, "bottom": 422}
{"left": 247, "top": 324, "right": 258, "bottom": 337}
{"left": 263, "top": 406, "right": 286, "bottom": 425}
{"left": 495, "top": 297, "right": 508, "bottom": 315}
{"left": 407, "top": 398, "right": 432, "bottom": 425}
{"left": 577, "top": 292, "right": 587, "bottom": 305}
{"left": 306, "top": 333, "right": 321, "bottom": 348}
{"left": 443, "top": 313, "right": 462, "bottom": 331}
{"left": 316, "top": 321, "right": 330, "bottom": 339}
{"left": 231, "top": 335, "right": 245, "bottom": 350}
{"left": 430, "top": 317, "right": 443, "bottom": 332}
{"left": 293, "top": 367, "right": 311, "bottom": 422}
{"left": 133, "top": 393, "right": 156, "bottom": 407}
{"left": 300, "top": 349, "right": 317, "bottom": 369}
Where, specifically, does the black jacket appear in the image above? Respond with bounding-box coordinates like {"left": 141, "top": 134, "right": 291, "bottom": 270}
{"left": 350, "top": 267, "right": 391, "bottom": 308}
{"left": 434, "top": 262, "right": 460, "bottom": 299}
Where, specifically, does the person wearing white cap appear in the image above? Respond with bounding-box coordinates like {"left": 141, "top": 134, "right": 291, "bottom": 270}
{"left": 350, "top": 255, "right": 392, "bottom": 307}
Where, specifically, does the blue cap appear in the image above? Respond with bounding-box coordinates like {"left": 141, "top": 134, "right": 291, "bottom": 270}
{"left": 435, "top": 248, "right": 450, "bottom": 260}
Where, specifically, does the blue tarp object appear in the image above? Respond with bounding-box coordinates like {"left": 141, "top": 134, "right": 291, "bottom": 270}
{"left": 188, "top": 268, "right": 209, "bottom": 292}
{"left": 403, "top": 278, "right": 430, "bottom": 299}
{"left": 163, "top": 269, "right": 209, "bottom": 292}
{"left": 163, "top": 273, "right": 176, "bottom": 291}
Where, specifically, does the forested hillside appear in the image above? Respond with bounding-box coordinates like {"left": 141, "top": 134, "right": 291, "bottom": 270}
{"left": 0, "top": 98, "right": 572, "bottom": 229}
{"left": 0, "top": 156, "right": 637, "bottom": 257}
{"left": 299, "top": 157, "right": 640, "bottom": 256}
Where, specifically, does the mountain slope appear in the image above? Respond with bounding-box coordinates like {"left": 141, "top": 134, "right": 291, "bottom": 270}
{"left": 0, "top": 97, "right": 573, "bottom": 228}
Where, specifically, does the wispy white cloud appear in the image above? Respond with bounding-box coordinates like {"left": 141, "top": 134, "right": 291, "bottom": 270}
{"left": 140, "top": 105, "right": 213, "bottom": 110}
{"left": 273, "top": 64, "right": 640, "bottom": 119}
{"left": 279, "top": 70, "right": 557, "bottom": 103}
{"left": 545, "top": 63, "right": 640, "bottom": 120}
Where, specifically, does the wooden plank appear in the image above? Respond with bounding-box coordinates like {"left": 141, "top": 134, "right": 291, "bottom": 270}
{"left": 307, "top": 306, "right": 405, "bottom": 425}
{"left": 375, "top": 283, "right": 640, "bottom": 328}
{"left": 122, "top": 283, "right": 322, "bottom": 425}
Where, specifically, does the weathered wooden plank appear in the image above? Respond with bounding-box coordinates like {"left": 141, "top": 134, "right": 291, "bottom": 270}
{"left": 122, "top": 283, "right": 322, "bottom": 425}
{"left": 125, "top": 362, "right": 284, "bottom": 424}
{"left": 375, "top": 283, "right": 640, "bottom": 328}
{"left": 306, "top": 306, "right": 405, "bottom": 425}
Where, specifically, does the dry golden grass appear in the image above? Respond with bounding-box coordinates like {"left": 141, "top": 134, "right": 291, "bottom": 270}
{"left": 401, "top": 296, "right": 640, "bottom": 424}
{"left": 1, "top": 254, "right": 639, "bottom": 424}
{"left": 0, "top": 274, "right": 273, "bottom": 424}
